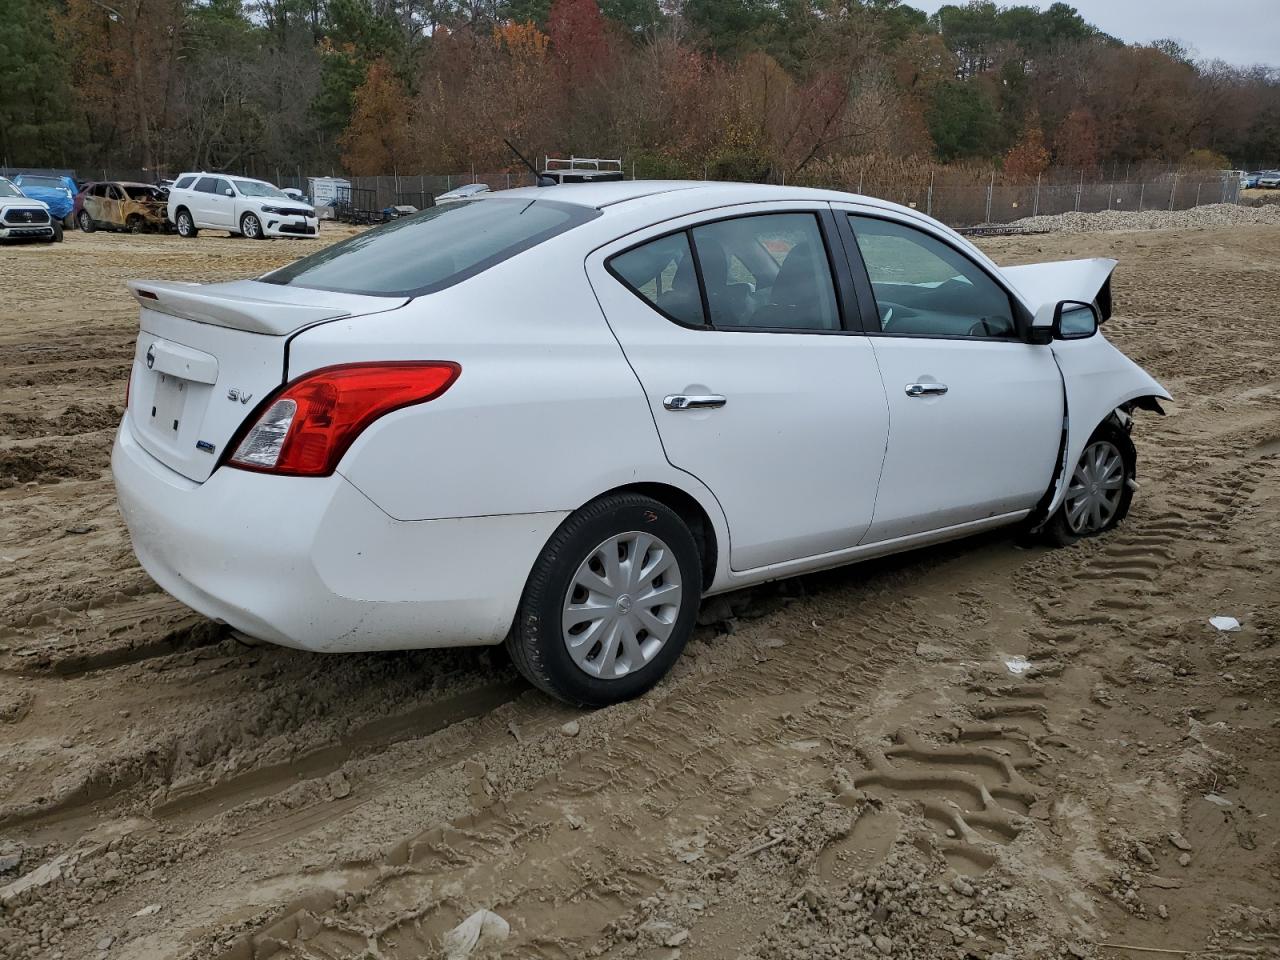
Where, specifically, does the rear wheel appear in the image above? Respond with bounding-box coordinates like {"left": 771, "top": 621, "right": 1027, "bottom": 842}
{"left": 175, "top": 209, "right": 198, "bottom": 238}
{"left": 1041, "top": 422, "right": 1135, "bottom": 546}
{"left": 126, "top": 214, "right": 145, "bottom": 234}
{"left": 77, "top": 210, "right": 94, "bottom": 233}
{"left": 241, "top": 212, "right": 265, "bottom": 240}
{"left": 506, "top": 493, "right": 702, "bottom": 707}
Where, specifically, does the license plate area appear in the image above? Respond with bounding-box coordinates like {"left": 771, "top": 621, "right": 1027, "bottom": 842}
{"left": 150, "top": 372, "right": 189, "bottom": 435}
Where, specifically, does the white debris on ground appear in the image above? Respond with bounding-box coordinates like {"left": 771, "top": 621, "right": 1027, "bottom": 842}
{"left": 1008, "top": 202, "right": 1280, "bottom": 233}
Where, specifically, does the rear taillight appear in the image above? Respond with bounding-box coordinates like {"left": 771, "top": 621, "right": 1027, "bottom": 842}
{"left": 227, "top": 362, "right": 460, "bottom": 477}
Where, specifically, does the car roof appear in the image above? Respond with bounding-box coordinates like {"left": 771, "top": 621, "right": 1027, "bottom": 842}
{"left": 489, "top": 179, "right": 913, "bottom": 215}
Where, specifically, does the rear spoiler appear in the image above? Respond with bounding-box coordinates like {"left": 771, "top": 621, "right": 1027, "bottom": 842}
{"left": 1001, "top": 258, "right": 1117, "bottom": 323}
{"left": 126, "top": 280, "right": 408, "bottom": 336}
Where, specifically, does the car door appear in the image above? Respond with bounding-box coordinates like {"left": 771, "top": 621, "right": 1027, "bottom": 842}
{"left": 193, "top": 176, "right": 232, "bottom": 228}
{"left": 101, "top": 184, "right": 125, "bottom": 227}
{"left": 82, "top": 184, "right": 106, "bottom": 224}
{"left": 586, "top": 205, "right": 890, "bottom": 572}
{"left": 834, "top": 207, "right": 1063, "bottom": 543}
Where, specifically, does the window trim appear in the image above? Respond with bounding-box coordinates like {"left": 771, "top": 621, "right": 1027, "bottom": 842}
{"left": 841, "top": 211, "right": 1034, "bottom": 343}
{"left": 604, "top": 208, "right": 858, "bottom": 336}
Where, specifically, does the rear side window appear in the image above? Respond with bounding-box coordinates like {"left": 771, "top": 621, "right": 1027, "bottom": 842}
{"left": 175, "top": 176, "right": 196, "bottom": 189}
{"left": 609, "top": 212, "right": 840, "bottom": 332}
{"left": 264, "top": 198, "right": 599, "bottom": 297}
{"left": 608, "top": 232, "right": 705, "bottom": 327}
{"left": 692, "top": 214, "right": 838, "bottom": 330}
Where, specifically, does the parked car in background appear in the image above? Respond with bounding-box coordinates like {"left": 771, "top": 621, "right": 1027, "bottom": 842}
{"left": 74, "top": 181, "right": 170, "bottom": 233}
{"left": 436, "top": 183, "right": 491, "bottom": 203}
{"left": 0, "top": 177, "right": 62, "bottom": 243}
{"left": 113, "top": 181, "right": 1170, "bottom": 707}
{"left": 11, "top": 173, "right": 77, "bottom": 225}
{"left": 1241, "top": 172, "right": 1262, "bottom": 189}
{"left": 1257, "top": 171, "right": 1280, "bottom": 189}
{"left": 167, "top": 173, "right": 318, "bottom": 239}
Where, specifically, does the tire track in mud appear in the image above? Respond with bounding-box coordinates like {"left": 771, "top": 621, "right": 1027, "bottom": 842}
{"left": 206, "top": 564, "right": 1026, "bottom": 960}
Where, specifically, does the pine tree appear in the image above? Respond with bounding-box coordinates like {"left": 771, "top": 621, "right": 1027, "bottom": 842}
{"left": 0, "top": 0, "right": 79, "bottom": 165}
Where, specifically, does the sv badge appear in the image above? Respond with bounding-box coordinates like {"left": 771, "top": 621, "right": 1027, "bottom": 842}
{"left": 227, "top": 388, "right": 253, "bottom": 404}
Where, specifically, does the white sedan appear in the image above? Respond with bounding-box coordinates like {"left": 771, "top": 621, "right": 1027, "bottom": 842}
{"left": 112, "top": 182, "right": 1169, "bottom": 706}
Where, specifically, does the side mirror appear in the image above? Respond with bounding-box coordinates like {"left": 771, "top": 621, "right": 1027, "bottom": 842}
{"left": 1052, "top": 300, "right": 1099, "bottom": 340}
{"left": 224, "top": 188, "right": 234, "bottom": 197}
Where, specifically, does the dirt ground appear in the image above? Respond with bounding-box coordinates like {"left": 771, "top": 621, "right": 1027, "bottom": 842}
{"left": 0, "top": 223, "right": 1277, "bottom": 960}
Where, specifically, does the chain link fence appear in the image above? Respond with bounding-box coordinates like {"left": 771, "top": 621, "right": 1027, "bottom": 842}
{"left": 845, "top": 174, "right": 1240, "bottom": 227}
{"left": 4, "top": 165, "right": 1241, "bottom": 230}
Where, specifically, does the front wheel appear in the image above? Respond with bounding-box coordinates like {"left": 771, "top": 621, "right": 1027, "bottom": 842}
{"left": 1041, "top": 422, "right": 1136, "bottom": 546}
{"left": 241, "top": 212, "right": 266, "bottom": 240}
{"left": 51, "top": 221, "right": 63, "bottom": 242}
{"left": 506, "top": 493, "right": 702, "bottom": 707}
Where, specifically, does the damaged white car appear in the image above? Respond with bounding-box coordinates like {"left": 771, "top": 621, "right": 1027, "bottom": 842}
{"left": 112, "top": 182, "right": 1169, "bottom": 706}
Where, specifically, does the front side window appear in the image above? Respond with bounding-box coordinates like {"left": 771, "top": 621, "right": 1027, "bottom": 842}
{"left": 849, "top": 216, "right": 1017, "bottom": 339}
{"left": 264, "top": 198, "right": 598, "bottom": 297}
{"left": 195, "top": 177, "right": 220, "bottom": 194}
{"left": 609, "top": 212, "right": 840, "bottom": 333}
{"left": 233, "top": 179, "right": 288, "bottom": 199}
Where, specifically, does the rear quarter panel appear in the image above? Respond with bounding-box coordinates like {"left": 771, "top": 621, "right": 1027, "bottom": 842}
{"left": 286, "top": 241, "right": 730, "bottom": 547}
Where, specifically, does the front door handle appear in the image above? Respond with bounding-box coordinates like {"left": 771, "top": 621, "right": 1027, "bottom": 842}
{"left": 664, "top": 394, "right": 727, "bottom": 411}
{"left": 905, "top": 382, "right": 948, "bottom": 397}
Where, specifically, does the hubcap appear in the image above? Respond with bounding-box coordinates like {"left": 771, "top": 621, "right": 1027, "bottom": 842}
{"left": 245, "top": 217, "right": 258, "bottom": 237}
{"left": 561, "top": 531, "right": 683, "bottom": 680}
{"left": 1064, "top": 440, "right": 1125, "bottom": 534}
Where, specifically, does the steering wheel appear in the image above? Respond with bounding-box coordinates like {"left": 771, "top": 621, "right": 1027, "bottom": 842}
{"left": 968, "top": 316, "right": 998, "bottom": 337}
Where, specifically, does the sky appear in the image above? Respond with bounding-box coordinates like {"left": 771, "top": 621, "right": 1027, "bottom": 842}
{"left": 905, "top": 0, "right": 1280, "bottom": 68}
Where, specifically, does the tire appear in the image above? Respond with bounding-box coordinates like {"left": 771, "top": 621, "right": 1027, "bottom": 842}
{"left": 77, "top": 210, "right": 95, "bottom": 233}
{"left": 241, "top": 212, "right": 265, "bottom": 240}
{"left": 126, "top": 215, "right": 145, "bottom": 234}
{"left": 51, "top": 221, "right": 63, "bottom": 243}
{"left": 506, "top": 493, "right": 702, "bottom": 707}
{"left": 175, "top": 209, "right": 198, "bottom": 238}
{"left": 1040, "top": 421, "right": 1136, "bottom": 547}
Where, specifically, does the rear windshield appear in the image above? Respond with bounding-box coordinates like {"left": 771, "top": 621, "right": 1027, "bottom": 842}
{"left": 19, "top": 176, "right": 64, "bottom": 189}
{"left": 263, "top": 198, "right": 599, "bottom": 297}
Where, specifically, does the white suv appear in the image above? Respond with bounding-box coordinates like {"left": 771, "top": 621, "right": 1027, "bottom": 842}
{"left": 167, "top": 173, "right": 318, "bottom": 240}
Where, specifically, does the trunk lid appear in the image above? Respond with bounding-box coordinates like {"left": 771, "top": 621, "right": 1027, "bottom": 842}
{"left": 124, "top": 279, "right": 408, "bottom": 482}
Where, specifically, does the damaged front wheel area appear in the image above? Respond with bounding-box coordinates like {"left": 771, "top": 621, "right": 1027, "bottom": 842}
{"left": 1040, "top": 421, "right": 1137, "bottom": 547}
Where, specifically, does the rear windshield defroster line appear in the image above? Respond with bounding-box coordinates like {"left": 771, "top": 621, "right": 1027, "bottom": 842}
{"left": 261, "top": 198, "right": 601, "bottom": 298}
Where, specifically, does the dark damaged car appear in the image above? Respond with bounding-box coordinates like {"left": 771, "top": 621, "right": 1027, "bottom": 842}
{"left": 75, "top": 182, "right": 172, "bottom": 234}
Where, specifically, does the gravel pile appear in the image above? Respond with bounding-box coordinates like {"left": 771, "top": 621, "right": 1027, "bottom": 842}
{"left": 1007, "top": 202, "right": 1280, "bottom": 234}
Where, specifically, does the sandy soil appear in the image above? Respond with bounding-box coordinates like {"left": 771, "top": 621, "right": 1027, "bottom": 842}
{"left": 0, "top": 224, "right": 1277, "bottom": 960}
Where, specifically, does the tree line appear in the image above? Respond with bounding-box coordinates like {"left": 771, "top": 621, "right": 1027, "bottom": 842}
{"left": 2, "top": 0, "right": 1278, "bottom": 183}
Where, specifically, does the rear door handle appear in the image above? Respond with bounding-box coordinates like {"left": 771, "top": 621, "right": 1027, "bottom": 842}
{"left": 905, "top": 382, "right": 948, "bottom": 397}
{"left": 664, "top": 394, "right": 727, "bottom": 411}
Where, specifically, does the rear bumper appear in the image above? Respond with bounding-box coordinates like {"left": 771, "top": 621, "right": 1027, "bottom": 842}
{"left": 111, "top": 418, "right": 564, "bottom": 651}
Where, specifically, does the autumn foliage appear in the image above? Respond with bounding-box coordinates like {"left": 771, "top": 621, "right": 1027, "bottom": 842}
{"left": 4, "top": 0, "right": 1279, "bottom": 178}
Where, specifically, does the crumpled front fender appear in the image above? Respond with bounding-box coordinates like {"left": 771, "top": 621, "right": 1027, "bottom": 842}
{"left": 1045, "top": 332, "right": 1171, "bottom": 517}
